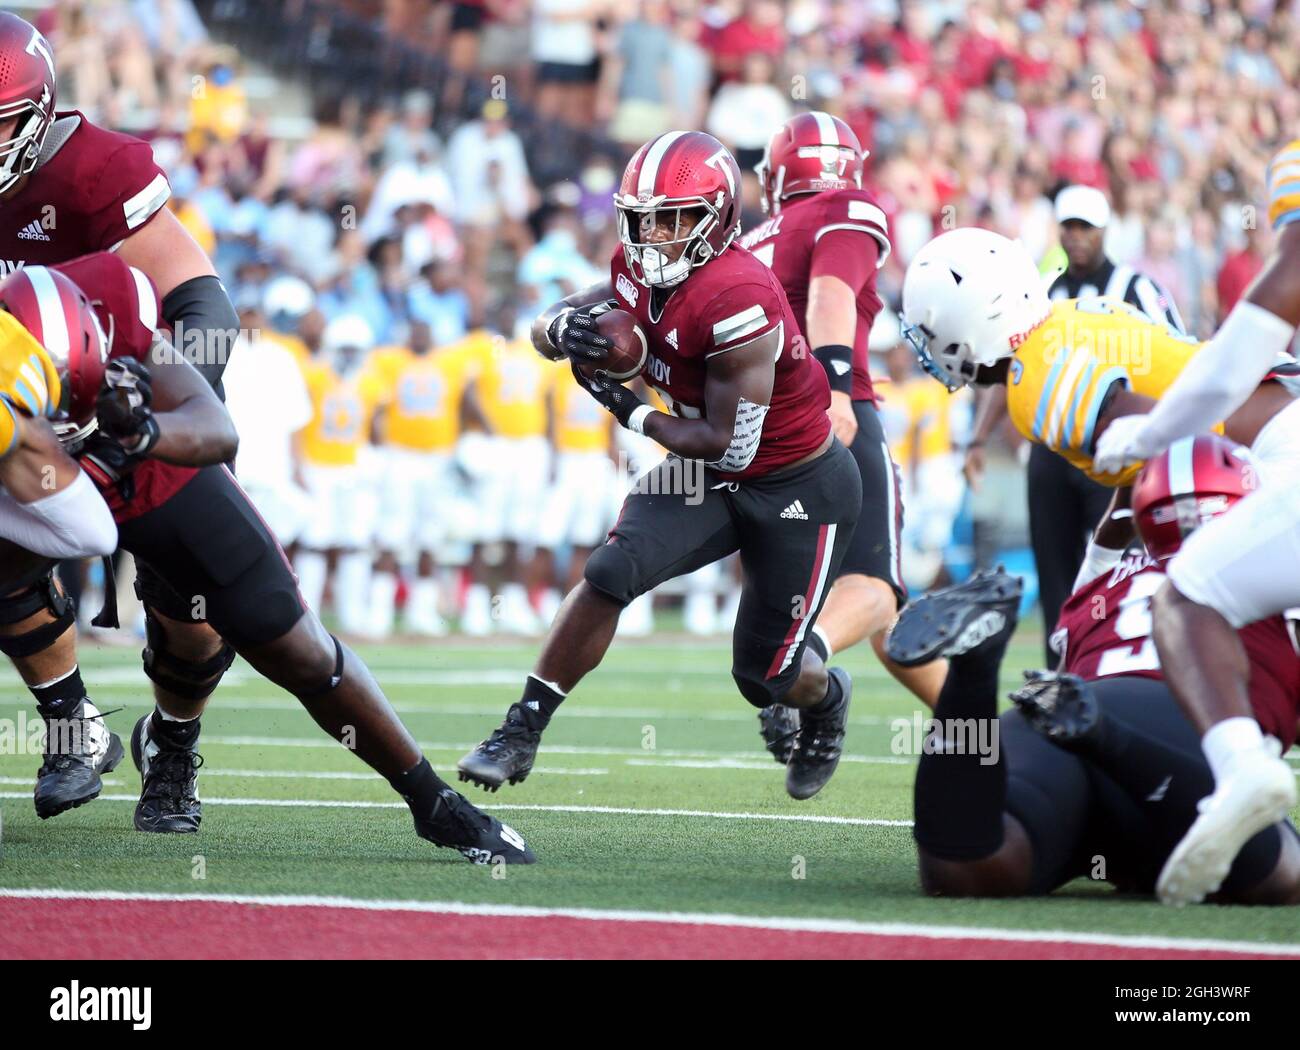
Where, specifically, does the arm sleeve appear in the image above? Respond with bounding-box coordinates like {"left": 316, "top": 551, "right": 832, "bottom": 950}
{"left": 160, "top": 274, "right": 241, "bottom": 399}
{"left": 0, "top": 470, "right": 117, "bottom": 559}
{"left": 1133, "top": 300, "right": 1297, "bottom": 453}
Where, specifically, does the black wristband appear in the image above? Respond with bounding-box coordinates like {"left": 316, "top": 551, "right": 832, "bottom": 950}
{"left": 813, "top": 344, "right": 854, "bottom": 395}
{"left": 132, "top": 414, "right": 162, "bottom": 457}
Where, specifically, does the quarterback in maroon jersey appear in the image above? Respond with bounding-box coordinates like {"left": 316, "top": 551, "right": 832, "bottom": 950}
{"left": 0, "top": 254, "right": 536, "bottom": 862}
{"left": 883, "top": 435, "right": 1299, "bottom": 903}
{"left": 459, "top": 131, "right": 863, "bottom": 803}
{"left": 741, "top": 112, "right": 946, "bottom": 764}
{"left": 0, "top": 11, "right": 245, "bottom": 825}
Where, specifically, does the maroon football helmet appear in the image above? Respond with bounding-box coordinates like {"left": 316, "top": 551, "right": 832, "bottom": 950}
{"left": 0, "top": 13, "right": 56, "bottom": 197}
{"left": 614, "top": 130, "right": 742, "bottom": 288}
{"left": 0, "top": 266, "right": 109, "bottom": 448}
{"left": 756, "top": 111, "right": 864, "bottom": 216}
{"left": 1133, "top": 433, "right": 1258, "bottom": 562}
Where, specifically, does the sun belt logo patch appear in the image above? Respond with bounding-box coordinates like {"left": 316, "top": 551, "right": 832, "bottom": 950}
{"left": 616, "top": 272, "right": 639, "bottom": 308}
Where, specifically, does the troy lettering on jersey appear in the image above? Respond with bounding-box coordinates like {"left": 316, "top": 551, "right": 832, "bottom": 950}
{"left": 646, "top": 354, "right": 671, "bottom": 385}
{"left": 0, "top": 259, "right": 24, "bottom": 276}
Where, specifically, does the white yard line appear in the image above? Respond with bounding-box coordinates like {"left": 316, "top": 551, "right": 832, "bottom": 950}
{"left": 0, "top": 791, "right": 908, "bottom": 826}
{"left": 0, "top": 887, "right": 1294, "bottom": 956}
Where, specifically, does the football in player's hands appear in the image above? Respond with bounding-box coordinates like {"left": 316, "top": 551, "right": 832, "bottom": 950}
{"left": 577, "top": 308, "right": 648, "bottom": 383}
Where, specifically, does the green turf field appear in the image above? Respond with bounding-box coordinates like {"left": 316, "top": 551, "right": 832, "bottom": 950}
{"left": 1, "top": 626, "right": 1298, "bottom": 948}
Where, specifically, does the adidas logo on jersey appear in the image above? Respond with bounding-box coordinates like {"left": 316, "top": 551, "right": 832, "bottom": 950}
{"left": 665, "top": 328, "right": 679, "bottom": 350}
{"left": 780, "top": 500, "right": 809, "bottom": 520}
{"left": 17, "top": 220, "right": 50, "bottom": 242}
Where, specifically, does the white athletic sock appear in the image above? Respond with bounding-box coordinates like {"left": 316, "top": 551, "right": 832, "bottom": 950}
{"left": 811, "top": 624, "right": 834, "bottom": 662}
{"left": 368, "top": 571, "right": 399, "bottom": 638}
{"left": 337, "top": 552, "right": 372, "bottom": 635}
{"left": 295, "top": 550, "right": 328, "bottom": 614}
{"left": 1202, "top": 716, "right": 1269, "bottom": 785}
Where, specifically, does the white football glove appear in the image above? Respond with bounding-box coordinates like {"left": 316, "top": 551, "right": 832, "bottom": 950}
{"left": 1092, "top": 414, "right": 1161, "bottom": 476}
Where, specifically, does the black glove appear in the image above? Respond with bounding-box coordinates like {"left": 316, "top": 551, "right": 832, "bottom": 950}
{"left": 78, "top": 430, "right": 148, "bottom": 491}
{"left": 549, "top": 300, "right": 618, "bottom": 364}
{"left": 571, "top": 363, "right": 648, "bottom": 430}
{"left": 96, "top": 358, "right": 160, "bottom": 454}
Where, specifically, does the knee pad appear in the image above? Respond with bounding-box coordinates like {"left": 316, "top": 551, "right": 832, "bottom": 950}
{"left": 297, "top": 635, "right": 345, "bottom": 701}
{"left": 0, "top": 571, "right": 75, "bottom": 658}
{"left": 582, "top": 543, "right": 638, "bottom": 606}
{"left": 732, "top": 666, "right": 784, "bottom": 710}
{"left": 140, "top": 608, "right": 236, "bottom": 701}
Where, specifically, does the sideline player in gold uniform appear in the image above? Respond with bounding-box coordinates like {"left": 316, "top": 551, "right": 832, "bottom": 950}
{"left": 900, "top": 228, "right": 1294, "bottom": 486}
{"left": 461, "top": 325, "right": 553, "bottom": 636}
{"left": 368, "top": 320, "right": 476, "bottom": 637}
{"left": 294, "top": 315, "right": 387, "bottom": 635}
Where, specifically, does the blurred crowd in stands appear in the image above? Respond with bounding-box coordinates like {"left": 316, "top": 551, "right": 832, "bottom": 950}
{"left": 36, "top": 0, "right": 1299, "bottom": 635}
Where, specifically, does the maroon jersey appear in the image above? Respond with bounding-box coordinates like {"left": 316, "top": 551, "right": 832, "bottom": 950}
{"left": 738, "top": 188, "right": 890, "bottom": 403}
{"left": 55, "top": 252, "right": 196, "bottom": 523}
{"left": 609, "top": 243, "right": 831, "bottom": 479}
{"left": 1054, "top": 551, "right": 1300, "bottom": 748}
{"left": 0, "top": 111, "right": 170, "bottom": 275}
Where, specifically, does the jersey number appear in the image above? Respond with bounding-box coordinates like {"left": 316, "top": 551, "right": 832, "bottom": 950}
{"left": 1095, "top": 572, "right": 1163, "bottom": 677}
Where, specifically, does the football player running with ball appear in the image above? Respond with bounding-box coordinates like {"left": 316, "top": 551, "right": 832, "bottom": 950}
{"left": 740, "top": 112, "right": 946, "bottom": 766}
{"left": 459, "top": 132, "right": 862, "bottom": 802}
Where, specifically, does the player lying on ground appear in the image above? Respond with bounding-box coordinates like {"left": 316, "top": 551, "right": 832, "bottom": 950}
{"left": 887, "top": 438, "right": 1299, "bottom": 903}
{"left": 1086, "top": 141, "right": 1300, "bottom": 904}
{"left": 741, "top": 112, "right": 945, "bottom": 766}
{"left": 458, "top": 132, "right": 861, "bottom": 802}
{"left": 0, "top": 257, "right": 533, "bottom": 864}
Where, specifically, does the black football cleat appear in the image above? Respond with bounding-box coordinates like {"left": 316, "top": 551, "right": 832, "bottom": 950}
{"left": 886, "top": 567, "right": 1022, "bottom": 668}
{"left": 1008, "top": 670, "right": 1100, "bottom": 746}
{"left": 457, "top": 703, "right": 541, "bottom": 791}
{"left": 414, "top": 786, "right": 536, "bottom": 865}
{"left": 785, "top": 668, "right": 851, "bottom": 801}
{"left": 131, "top": 714, "right": 203, "bottom": 834}
{"left": 758, "top": 703, "right": 801, "bottom": 765}
{"left": 34, "top": 700, "right": 124, "bottom": 820}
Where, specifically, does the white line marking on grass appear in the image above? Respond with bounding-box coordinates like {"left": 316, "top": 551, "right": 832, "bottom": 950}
{"left": 1, "top": 887, "right": 1295, "bottom": 956}
{"left": 0, "top": 791, "right": 907, "bottom": 826}
{"left": 192, "top": 736, "right": 916, "bottom": 766}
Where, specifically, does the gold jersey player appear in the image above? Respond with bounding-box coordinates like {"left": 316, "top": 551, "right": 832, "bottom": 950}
{"left": 900, "top": 224, "right": 1300, "bottom": 903}
{"left": 458, "top": 131, "right": 862, "bottom": 802}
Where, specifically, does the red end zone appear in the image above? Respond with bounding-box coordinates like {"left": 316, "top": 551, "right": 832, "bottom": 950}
{"left": 0, "top": 894, "right": 1292, "bottom": 960}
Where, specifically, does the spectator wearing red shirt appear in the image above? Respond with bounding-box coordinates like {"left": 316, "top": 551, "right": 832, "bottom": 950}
{"left": 1216, "top": 224, "right": 1269, "bottom": 323}
{"left": 705, "top": 0, "right": 785, "bottom": 82}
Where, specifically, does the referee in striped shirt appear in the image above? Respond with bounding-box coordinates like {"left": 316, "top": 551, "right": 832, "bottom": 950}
{"left": 1031, "top": 184, "right": 1185, "bottom": 661}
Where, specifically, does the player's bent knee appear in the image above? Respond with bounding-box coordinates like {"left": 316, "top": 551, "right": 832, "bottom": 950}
{"left": 582, "top": 543, "right": 639, "bottom": 607}
{"left": 140, "top": 608, "right": 236, "bottom": 701}
{"left": 0, "top": 571, "right": 75, "bottom": 658}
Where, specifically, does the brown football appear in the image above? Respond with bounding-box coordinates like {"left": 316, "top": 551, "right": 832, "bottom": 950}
{"left": 577, "top": 308, "right": 649, "bottom": 382}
